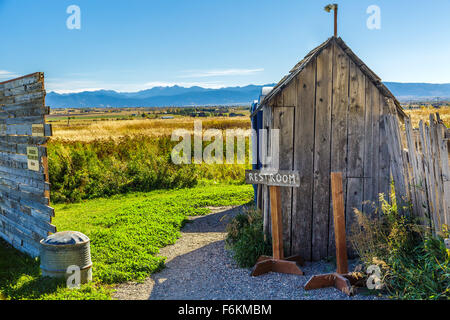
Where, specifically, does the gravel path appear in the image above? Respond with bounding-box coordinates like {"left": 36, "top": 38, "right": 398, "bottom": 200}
{"left": 113, "top": 206, "right": 382, "bottom": 300}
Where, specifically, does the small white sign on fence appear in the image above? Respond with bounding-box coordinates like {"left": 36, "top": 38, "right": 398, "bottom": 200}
{"left": 27, "top": 147, "right": 40, "bottom": 172}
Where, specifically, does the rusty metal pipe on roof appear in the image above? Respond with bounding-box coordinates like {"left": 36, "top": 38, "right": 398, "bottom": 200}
{"left": 324, "top": 4, "right": 338, "bottom": 37}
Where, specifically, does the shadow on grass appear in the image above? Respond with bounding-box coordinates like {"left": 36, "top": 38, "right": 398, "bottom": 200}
{"left": 0, "top": 239, "right": 64, "bottom": 300}
{"left": 182, "top": 205, "right": 247, "bottom": 233}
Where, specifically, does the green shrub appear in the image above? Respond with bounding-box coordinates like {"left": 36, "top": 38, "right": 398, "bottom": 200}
{"left": 350, "top": 193, "right": 450, "bottom": 300}
{"left": 385, "top": 234, "right": 449, "bottom": 299}
{"left": 226, "top": 208, "right": 271, "bottom": 268}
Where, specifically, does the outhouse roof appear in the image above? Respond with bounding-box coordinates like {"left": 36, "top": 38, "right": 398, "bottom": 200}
{"left": 256, "top": 37, "right": 406, "bottom": 118}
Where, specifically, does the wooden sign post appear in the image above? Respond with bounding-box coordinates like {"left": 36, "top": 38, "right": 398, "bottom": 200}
{"left": 245, "top": 170, "right": 304, "bottom": 276}
{"left": 304, "top": 172, "right": 363, "bottom": 295}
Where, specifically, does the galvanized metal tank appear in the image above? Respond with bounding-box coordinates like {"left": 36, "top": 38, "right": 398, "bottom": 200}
{"left": 40, "top": 231, "right": 92, "bottom": 283}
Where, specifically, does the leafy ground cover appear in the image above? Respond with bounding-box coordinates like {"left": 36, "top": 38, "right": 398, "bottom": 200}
{"left": 0, "top": 184, "right": 253, "bottom": 300}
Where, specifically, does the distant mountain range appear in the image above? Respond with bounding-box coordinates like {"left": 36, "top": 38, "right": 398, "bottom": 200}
{"left": 384, "top": 82, "right": 450, "bottom": 101}
{"left": 46, "top": 82, "right": 450, "bottom": 108}
{"left": 46, "top": 85, "right": 275, "bottom": 108}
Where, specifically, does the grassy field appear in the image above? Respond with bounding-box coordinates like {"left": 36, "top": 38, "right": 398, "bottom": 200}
{"left": 50, "top": 117, "right": 251, "bottom": 141}
{"left": 0, "top": 184, "right": 253, "bottom": 300}
{"left": 47, "top": 108, "right": 252, "bottom": 203}
{"left": 48, "top": 106, "right": 251, "bottom": 141}
{"left": 404, "top": 106, "right": 450, "bottom": 128}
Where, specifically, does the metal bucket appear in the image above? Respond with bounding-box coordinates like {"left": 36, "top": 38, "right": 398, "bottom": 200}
{"left": 40, "top": 231, "right": 92, "bottom": 283}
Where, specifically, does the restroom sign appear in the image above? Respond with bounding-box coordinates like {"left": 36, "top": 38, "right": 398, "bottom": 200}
{"left": 245, "top": 170, "right": 300, "bottom": 187}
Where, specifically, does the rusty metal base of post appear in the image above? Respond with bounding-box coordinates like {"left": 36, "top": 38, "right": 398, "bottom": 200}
{"left": 251, "top": 255, "right": 304, "bottom": 277}
{"left": 304, "top": 272, "right": 364, "bottom": 296}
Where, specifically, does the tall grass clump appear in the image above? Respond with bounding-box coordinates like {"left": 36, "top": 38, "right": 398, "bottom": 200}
{"left": 349, "top": 192, "right": 449, "bottom": 300}
{"left": 48, "top": 135, "right": 250, "bottom": 203}
{"left": 226, "top": 208, "right": 271, "bottom": 268}
{"left": 48, "top": 136, "right": 198, "bottom": 203}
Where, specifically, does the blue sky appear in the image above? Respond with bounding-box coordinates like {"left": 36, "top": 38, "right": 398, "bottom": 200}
{"left": 1, "top": 0, "right": 450, "bottom": 93}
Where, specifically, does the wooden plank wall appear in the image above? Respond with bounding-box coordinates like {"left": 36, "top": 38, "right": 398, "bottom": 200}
{"left": 312, "top": 43, "right": 333, "bottom": 261}
{"left": 266, "top": 41, "right": 394, "bottom": 260}
{"left": 292, "top": 60, "right": 316, "bottom": 261}
{"left": 329, "top": 43, "right": 349, "bottom": 257}
{"left": 272, "top": 104, "right": 295, "bottom": 257}
{"left": 345, "top": 58, "right": 366, "bottom": 258}
{"left": 0, "top": 73, "right": 54, "bottom": 257}
{"left": 384, "top": 113, "right": 450, "bottom": 235}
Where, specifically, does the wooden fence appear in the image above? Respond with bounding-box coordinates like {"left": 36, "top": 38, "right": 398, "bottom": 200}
{"left": 0, "top": 73, "right": 54, "bottom": 257}
{"left": 383, "top": 111, "right": 450, "bottom": 234}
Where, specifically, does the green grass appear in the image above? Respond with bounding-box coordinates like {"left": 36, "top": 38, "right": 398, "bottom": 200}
{"left": 0, "top": 239, "right": 113, "bottom": 300}
{"left": 0, "top": 184, "right": 253, "bottom": 300}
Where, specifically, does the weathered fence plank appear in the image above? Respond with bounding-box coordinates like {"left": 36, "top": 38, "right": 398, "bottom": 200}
{"left": 436, "top": 121, "right": 450, "bottom": 227}
{"left": 404, "top": 118, "right": 429, "bottom": 223}
{"left": 0, "top": 72, "right": 54, "bottom": 257}
{"left": 429, "top": 114, "right": 446, "bottom": 231}
{"left": 383, "top": 114, "right": 408, "bottom": 212}
{"left": 0, "top": 73, "right": 43, "bottom": 90}
{"left": 386, "top": 113, "right": 450, "bottom": 234}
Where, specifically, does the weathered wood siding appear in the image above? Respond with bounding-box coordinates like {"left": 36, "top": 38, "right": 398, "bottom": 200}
{"left": 292, "top": 59, "right": 316, "bottom": 261}
{"left": 0, "top": 73, "right": 54, "bottom": 257}
{"left": 266, "top": 41, "right": 396, "bottom": 261}
{"left": 272, "top": 104, "right": 295, "bottom": 256}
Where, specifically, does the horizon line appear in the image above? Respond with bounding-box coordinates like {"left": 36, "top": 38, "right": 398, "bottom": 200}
{"left": 47, "top": 81, "right": 450, "bottom": 95}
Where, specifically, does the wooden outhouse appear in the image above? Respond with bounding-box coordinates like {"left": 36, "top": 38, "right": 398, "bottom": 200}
{"left": 251, "top": 37, "right": 406, "bottom": 261}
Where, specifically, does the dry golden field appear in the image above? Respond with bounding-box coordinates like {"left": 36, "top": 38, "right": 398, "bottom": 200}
{"left": 404, "top": 106, "right": 450, "bottom": 128}
{"left": 50, "top": 116, "right": 251, "bottom": 141}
